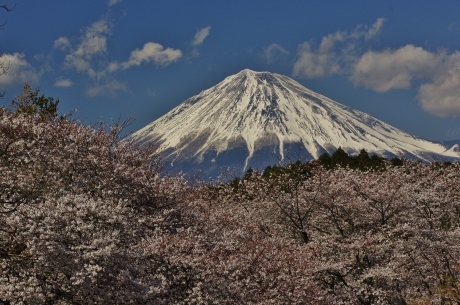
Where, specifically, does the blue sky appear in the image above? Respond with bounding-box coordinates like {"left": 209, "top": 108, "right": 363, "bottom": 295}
{"left": 2, "top": 0, "right": 460, "bottom": 141}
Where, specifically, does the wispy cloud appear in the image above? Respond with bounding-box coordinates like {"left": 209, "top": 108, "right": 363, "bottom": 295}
{"left": 192, "top": 26, "right": 211, "bottom": 47}
{"left": 75, "top": 20, "right": 110, "bottom": 59}
{"left": 109, "top": 42, "right": 182, "bottom": 71}
{"left": 86, "top": 80, "right": 127, "bottom": 97}
{"left": 293, "top": 18, "right": 385, "bottom": 79}
{"left": 54, "top": 77, "right": 73, "bottom": 87}
{"left": 293, "top": 35, "right": 344, "bottom": 78}
{"left": 52, "top": 19, "right": 130, "bottom": 97}
{"left": 351, "top": 17, "right": 386, "bottom": 41}
{"left": 53, "top": 37, "right": 71, "bottom": 51}
{"left": 107, "top": 0, "right": 123, "bottom": 6}
{"left": 263, "top": 44, "right": 289, "bottom": 64}
{"left": 190, "top": 26, "right": 211, "bottom": 57}
{"left": 123, "top": 42, "right": 182, "bottom": 67}
{"left": 0, "top": 53, "right": 39, "bottom": 86}
{"left": 53, "top": 16, "right": 183, "bottom": 97}
{"left": 55, "top": 19, "right": 112, "bottom": 80}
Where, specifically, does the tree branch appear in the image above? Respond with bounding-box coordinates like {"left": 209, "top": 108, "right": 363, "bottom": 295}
{"left": 1, "top": 4, "right": 16, "bottom": 12}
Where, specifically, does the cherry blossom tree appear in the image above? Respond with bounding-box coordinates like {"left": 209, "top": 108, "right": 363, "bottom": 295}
{"left": 0, "top": 107, "right": 190, "bottom": 303}
{"left": 218, "top": 161, "right": 460, "bottom": 304}
{"left": 1, "top": 102, "right": 459, "bottom": 304}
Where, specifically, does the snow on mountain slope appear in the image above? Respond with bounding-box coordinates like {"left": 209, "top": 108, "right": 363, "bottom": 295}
{"left": 131, "top": 69, "right": 459, "bottom": 176}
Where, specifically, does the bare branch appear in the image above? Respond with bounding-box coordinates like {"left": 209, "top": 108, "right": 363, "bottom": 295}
{"left": 1, "top": 4, "right": 15, "bottom": 12}
{"left": 0, "top": 3, "right": 15, "bottom": 29}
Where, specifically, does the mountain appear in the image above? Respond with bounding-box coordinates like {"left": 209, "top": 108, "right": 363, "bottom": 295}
{"left": 130, "top": 69, "right": 459, "bottom": 177}
{"left": 440, "top": 139, "right": 460, "bottom": 154}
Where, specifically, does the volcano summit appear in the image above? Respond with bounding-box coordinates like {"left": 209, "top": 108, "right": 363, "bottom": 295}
{"left": 131, "top": 69, "right": 459, "bottom": 177}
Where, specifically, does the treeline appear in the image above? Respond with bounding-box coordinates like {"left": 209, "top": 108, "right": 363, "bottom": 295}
{"left": 317, "top": 147, "right": 404, "bottom": 170}
{"left": 263, "top": 148, "right": 401, "bottom": 176}
{"left": 246, "top": 147, "right": 452, "bottom": 182}
{"left": 231, "top": 148, "right": 403, "bottom": 190}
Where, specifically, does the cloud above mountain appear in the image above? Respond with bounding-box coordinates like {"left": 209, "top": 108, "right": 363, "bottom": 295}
{"left": 292, "top": 17, "right": 460, "bottom": 117}
{"left": 263, "top": 44, "right": 289, "bottom": 64}
{"left": 190, "top": 26, "right": 211, "bottom": 57}
{"left": 119, "top": 42, "right": 183, "bottom": 69}
{"left": 350, "top": 45, "right": 439, "bottom": 92}
{"left": 293, "top": 18, "right": 385, "bottom": 79}
{"left": 351, "top": 47, "right": 460, "bottom": 116}
{"left": 192, "top": 26, "right": 211, "bottom": 47}
{"left": 418, "top": 52, "right": 460, "bottom": 116}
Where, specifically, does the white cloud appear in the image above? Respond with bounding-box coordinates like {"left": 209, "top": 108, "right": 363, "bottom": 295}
{"left": 108, "top": 0, "right": 123, "bottom": 6}
{"left": 52, "top": 19, "right": 129, "bottom": 96}
{"left": 350, "top": 45, "right": 460, "bottom": 117}
{"left": 192, "top": 26, "right": 211, "bottom": 47}
{"left": 190, "top": 26, "right": 211, "bottom": 57}
{"left": 418, "top": 52, "right": 460, "bottom": 116}
{"left": 58, "top": 19, "right": 111, "bottom": 79}
{"left": 291, "top": 18, "right": 460, "bottom": 117}
{"left": 53, "top": 17, "right": 183, "bottom": 97}
{"left": 53, "top": 37, "right": 71, "bottom": 50}
{"left": 365, "top": 18, "right": 386, "bottom": 40}
{"left": 54, "top": 77, "right": 73, "bottom": 87}
{"left": 107, "top": 62, "right": 119, "bottom": 73}
{"left": 58, "top": 18, "right": 184, "bottom": 73}
{"left": 351, "top": 45, "right": 439, "bottom": 92}
{"left": 65, "top": 54, "right": 96, "bottom": 78}
{"left": 292, "top": 32, "right": 346, "bottom": 78}
{"left": 119, "top": 42, "right": 182, "bottom": 69}
{"left": 293, "top": 18, "right": 386, "bottom": 79}
{"left": 86, "top": 80, "right": 127, "bottom": 97}
{"left": 0, "top": 53, "right": 39, "bottom": 87}
{"left": 293, "top": 42, "right": 341, "bottom": 78}
{"left": 75, "top": 20, "right": 110, "bottom": 59}
{"left": 318, "top": 32, "right": 346, "bottom": 53}
{"left": 351, "top": 18, "right": 386, "bottom": 41}
{"left": 263, "top": 43, "right": 289, "bottom": 64}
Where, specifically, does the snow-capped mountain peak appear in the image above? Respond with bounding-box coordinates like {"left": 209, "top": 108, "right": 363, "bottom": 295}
{"left": 131, "top": 69, "right": 459, "bottom": 176}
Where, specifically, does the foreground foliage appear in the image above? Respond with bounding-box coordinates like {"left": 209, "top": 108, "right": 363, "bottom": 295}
{"left": 217, "top": 162, "right": 460, "bottom": 304}
{"left": 0, "top": 107, "right": 188, "bottom": 303}
{"left": 1, "top": 105, "right": 460, "bottom": 304}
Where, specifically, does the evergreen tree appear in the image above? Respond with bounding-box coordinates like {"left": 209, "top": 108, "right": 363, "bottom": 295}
{"left": 390, "top": 157, "right": 404, "bottom": 166}
{"left": 331, "top": 147, "right": 349, "bottom": 168}
{"left": 11, "top": 83, "right": 60, "bottom": 119}
{"left": 318, "top": 152, "right": 332, "bottom": 169}
{"left": 357, "top": 149, "right": 370, "bottom": 169}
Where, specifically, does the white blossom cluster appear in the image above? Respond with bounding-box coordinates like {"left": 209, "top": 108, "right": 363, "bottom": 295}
{"left": 0, "top": 109, "right": 188, "bottom": 303}
{"left": 1, "top": 107, "right": 459, "bottom": 304}
{"left": 181, "top": 163, "right": 460, "bottom": 304}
